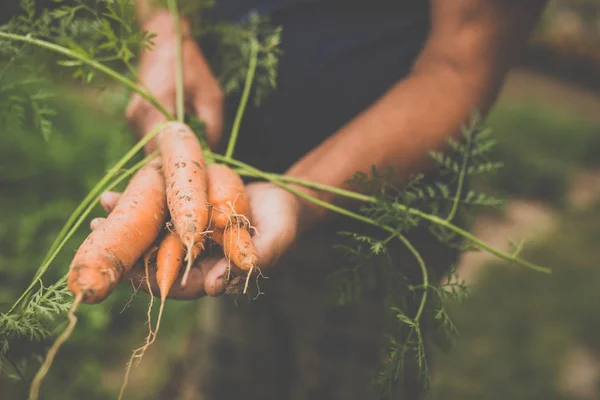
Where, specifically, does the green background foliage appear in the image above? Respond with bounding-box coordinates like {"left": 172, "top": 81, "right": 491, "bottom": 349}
{"left": 479, "top": 102, "right": 600, "bottom": 206}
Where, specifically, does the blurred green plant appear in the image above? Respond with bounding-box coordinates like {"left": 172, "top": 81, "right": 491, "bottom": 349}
{"left": 477, "top": 102, "right": 600, "bottom": 206}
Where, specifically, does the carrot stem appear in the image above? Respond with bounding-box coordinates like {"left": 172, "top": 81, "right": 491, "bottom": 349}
{"left": 224, "top": 38, "right": 259, "bottom": 160}
{"left": 167, "top": 0, "right": 185, "bottom": 122}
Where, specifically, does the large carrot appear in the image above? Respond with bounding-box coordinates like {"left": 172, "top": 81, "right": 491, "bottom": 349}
{"left": 156, "top": 121, "right": 209, "bottom": 287}
{"left": 207, "top": 163, "right": 250, "bottom": 228}
{"left": 68, "top": 158, "right": 167, "bottom": 304}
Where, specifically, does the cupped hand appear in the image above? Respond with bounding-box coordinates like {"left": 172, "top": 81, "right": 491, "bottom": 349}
{"left": 92, "top": 181, "right": 302, "bottom": 300}
{"left": 125, "top": 11, "right": 223, "bottom": 151}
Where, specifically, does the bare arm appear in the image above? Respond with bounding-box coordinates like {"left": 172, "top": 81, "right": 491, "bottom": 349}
{"left": 286, "top": 0, "right": 549, "bottom": 229}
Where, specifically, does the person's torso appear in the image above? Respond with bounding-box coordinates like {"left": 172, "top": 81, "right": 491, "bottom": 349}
{"left": 210, "top": 0, "right": 431, "bottom": 173}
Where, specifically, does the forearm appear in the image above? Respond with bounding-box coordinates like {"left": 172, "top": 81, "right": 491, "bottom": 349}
{"left": 285, "top": 0, "right": 547, "bottom": 230}
{"left": 286, "top": 64, "right": 501, "bottom": 228}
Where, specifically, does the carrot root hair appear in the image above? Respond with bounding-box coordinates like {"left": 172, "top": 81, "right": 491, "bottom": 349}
{"left": 120, "top": 275, "right": 145, "bottom": 315}
{"left": 253, "top": 268, "right": 268, "bottom": 300}
{"left": 29, "top": 292, "right": 84, "bottom": 400}
{"left": 118, "top": 251, "right": 157, "bottom": 400}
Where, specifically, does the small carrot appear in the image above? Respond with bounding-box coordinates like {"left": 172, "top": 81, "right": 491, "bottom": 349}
{"left": 156, "top": 121, "right": 210, "bottom": 288}
{"left": 156, "top": 229, "right": 185, "bottom": 301}
{"left": 207, "top": 163, "right": 250, "bottom": 228}
{"left": 211, "top": 223, "right": 258, "bottom": 273}
{"left": 68, "top": 158, "right": 167, "bottom": 304}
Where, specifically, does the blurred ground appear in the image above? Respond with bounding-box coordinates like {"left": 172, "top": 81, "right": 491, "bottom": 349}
{"left": 501, "top": 70, "right": 600, "bottom": 124}
{"left": 433, "top": 65, "right": 600, "bottom": 400}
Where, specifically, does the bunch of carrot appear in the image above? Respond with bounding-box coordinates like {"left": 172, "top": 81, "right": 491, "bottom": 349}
{"left": 68, "top": 121, "right": 259, "bottom": 307}
{"left": 22, "top": 121, "right": 261, "bottom": 400}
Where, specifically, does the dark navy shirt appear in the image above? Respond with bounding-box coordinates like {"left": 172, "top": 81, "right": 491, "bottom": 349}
{"left": 210, "top": 0, "right": 431, "bottom": 173}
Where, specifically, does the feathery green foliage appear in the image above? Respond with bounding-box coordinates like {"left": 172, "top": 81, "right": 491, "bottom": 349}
{"left": 328, "top": 116, "right": 503, "bottom": 397}
{"left": 206, "top": 12, "right": 281, "bottom": 106}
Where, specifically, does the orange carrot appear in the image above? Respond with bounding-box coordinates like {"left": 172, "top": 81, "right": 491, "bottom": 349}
{"left": 156, "top": 229, "right": 185, "bottom": 301}
{"left": 206, "top": 163, "right": 258, "bottom": 293}
{"left": 68, "top": 158, "right": 167, "bottom": 304}
{"left": 156, "top": 121, "right": 210, "bottom": 287}
{"left": 211, "top": 223, "right": 258, "bottom": 273}
{"left": 207, "top": 163, "right": 250, "bottom": 228}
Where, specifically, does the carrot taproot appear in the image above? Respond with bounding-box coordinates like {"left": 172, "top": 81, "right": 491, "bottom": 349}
{"left": 67, "top": 158, "right": 167, "bottom": 304}
{"left": 207, "top": 163, "right": 250, "bottom": 228}
{"left": 156, "top": 121, "right": 209, "bottom": 288}
{"left": 156, "top": 229, "right": 185, "bottom": 301}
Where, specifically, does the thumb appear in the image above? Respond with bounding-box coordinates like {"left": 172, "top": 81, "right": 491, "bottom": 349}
{"left": 194, "top": 92, "right": 223, "bottom": 150}
{"left": 203, "top": 258, "right": 232, "bottom": 297}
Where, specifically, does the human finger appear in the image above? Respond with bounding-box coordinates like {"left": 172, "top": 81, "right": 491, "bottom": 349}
{"left": 100, "top": 191, "right": 122, "bottom": 213}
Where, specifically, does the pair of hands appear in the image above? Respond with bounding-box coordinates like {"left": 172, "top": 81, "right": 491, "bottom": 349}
{"left": 98, "top": 13, "right": 303, "bottom": 299}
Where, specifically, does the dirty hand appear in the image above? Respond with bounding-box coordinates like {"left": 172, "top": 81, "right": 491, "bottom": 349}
{"left": 91, "top": 182, "right": 302, "bottom": 299}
